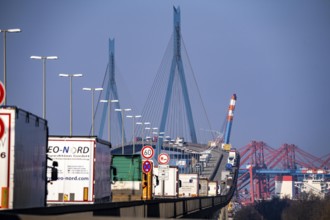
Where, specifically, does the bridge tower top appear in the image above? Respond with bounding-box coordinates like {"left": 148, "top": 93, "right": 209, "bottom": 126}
{"left": 98, "top": 38, "right": 125, "bottom": 143}
{"left": 157, "top": 6, "right": 198, "bottom": 159}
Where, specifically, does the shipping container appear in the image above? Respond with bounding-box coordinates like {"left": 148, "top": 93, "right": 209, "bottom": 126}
{"left": 0, "top": 107, "right": 48, "bottom": 209}
{"left": 47, "top": 136, "right": 111, "bottom": 205}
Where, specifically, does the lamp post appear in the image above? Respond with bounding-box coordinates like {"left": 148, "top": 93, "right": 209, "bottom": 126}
{"left": 126, "top": 114, "right": 141, "bottom": 154}
{"left": 100, "top": 99, "right": 119, "bottom": 142}
{"left": 145, "top": 127, "right": 151, "bottom": 144}
{"left": 0, "top": 28, "right": 21, "bottom": 105}
{"left": 82, "top": 87, "right": 103, "bottom": 136}
{"left": 136, "top": 122, "right": 150, "bottom": 147}
{"left": 59, "top": 73, "right": 83, "bottom": 135}
{"left": 152, "top": 128, "right": 165, "bottom": 163}
{"left": 30, "top": 55, "right": 58, "bottom": 118}
{"left": 115, "top": 108, "right": 131, "bottom": 154}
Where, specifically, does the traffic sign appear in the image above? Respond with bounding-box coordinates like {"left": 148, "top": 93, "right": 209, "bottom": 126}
{"left": 158, "top": 165, "right": 169, "bottom": 180}
{"left": 0, "top": 81, "right": 5, "bottom": 105}
{"left": 158, "top": 153, "right": 170, "bottom": 165}
{"left": 0, "top": 118, "right": 4, "bottom": 139}
{"left": 141, "top": 145, "right": 154, "bottom": 159}
{"left": 142, "top": 160, "right": 152, "bottom": 174}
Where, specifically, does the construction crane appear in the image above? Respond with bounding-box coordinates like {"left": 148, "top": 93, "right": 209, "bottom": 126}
{"left": 221, "top": 94, "right": 237, "bottom": 151}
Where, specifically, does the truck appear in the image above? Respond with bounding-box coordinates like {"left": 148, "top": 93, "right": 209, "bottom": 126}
{"left": 227, "top": 150, "right": 237, "bottom": 167}
{"left": 199, "top": 178, "right": 209, "bottom": 196}
{"left": 0, "top": 107, "right": 51, "bottom": 209}
{"left": 153, "top": 165, "right": 179, "bottom": 198}
{"left": 111, "top": 154, "right": 143, "bottom": 201}
{"left": 47, "top": 136, "right": 111, "bottom": 205}
{"left": 220, "top": 171, "right": 231, "bottom": 195}
{"left": 208, "top": 181, "right": 218, "bottom": 196}
{"left": 178, "top": 173, "right": 199, "bottom": 197}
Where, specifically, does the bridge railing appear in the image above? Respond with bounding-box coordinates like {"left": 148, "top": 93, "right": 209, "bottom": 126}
{"left": 1, "top": 195, "right": 233, "bottom": 219}
{"left": 1, "top": 155, "right": 240, "bottom": 219}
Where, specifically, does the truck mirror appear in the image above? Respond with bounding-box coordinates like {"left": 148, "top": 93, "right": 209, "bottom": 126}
{"left": 51, "top": 167, "right": 58, "bottom": 181}
{"left": 52, "top": 161, "right": 58, "bottom": 167}
{"left": 179, "top": 180, "right": 182, "bottom": 188}
{"left": 112, "top": 167, "right": 117, "bottom": 176}
{"left": 156, "top": 176, "right": 159, "bottom": 186}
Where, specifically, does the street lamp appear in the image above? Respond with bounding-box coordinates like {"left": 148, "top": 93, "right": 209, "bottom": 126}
{"left": 82, "top": 87, "right": 103, "bottom": 136}
{"left": 126, "top": 114, "right": 142, "bottom": 154}
{"left": 0, "top": 28, "right": 21, "bottom": 105}
{"left": 152, "top": 128, "right": 165, "bottom": 162}
{"left": 100, "top": 99, "right": 119, "bottom": 142}
{"left": 145, "top": 127, "right": 151, "bottom": 144}
{"left": 30, "top": 55, "right": 58, "bottom": 118}
{"left": 115, "top": 108, "right": 131, "bottom": 154}
{"left": 59, "top": 73, "right": 83, "bottom": 135}
{"left": 136, "top": 122, "right": 150, "bottom": 146}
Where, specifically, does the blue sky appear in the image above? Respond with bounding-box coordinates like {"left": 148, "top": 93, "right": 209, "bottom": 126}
{"left": 1, "top": 0, "right": 330, "bottom": 157}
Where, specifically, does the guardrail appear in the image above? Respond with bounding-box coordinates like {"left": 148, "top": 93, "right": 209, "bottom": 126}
{"left": 1, "top": 195, "right": 232, "bottom": 219}
{"left": 1, "top": 153, "right": 240, "bottom": 219}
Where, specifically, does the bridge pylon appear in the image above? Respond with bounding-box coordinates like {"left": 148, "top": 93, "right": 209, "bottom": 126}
{"left": 157, "top": 6, "right": 198, "bottom": 159}
{"left": 98, "top": 38, "right": 126, "bottom": 144}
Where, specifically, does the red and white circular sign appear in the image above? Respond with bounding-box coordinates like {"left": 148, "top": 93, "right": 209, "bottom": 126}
{"left": 0, "top": 81, "right": 5, "bottom": 105}
{"left": 141, "top": 145, "right": 154, "bottom": 160}
{"left": 158, "top": 153, "right": 170, "bottom": 165}
{"left": 0, "top": 118, "right": 4, "bottom": 140}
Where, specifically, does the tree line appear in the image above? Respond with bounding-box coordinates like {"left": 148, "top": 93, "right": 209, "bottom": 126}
{"left": 235, "top": 193, "right": 330, "bottom": 220}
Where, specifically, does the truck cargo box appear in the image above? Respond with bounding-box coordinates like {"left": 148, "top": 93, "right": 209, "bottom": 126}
{"left": 153, "top": 165, "right": 178, "bottom": 198}
{"left": 178, "top": 173, "right": 199, "bottom": 197}
{"left": 47, "top": 136, "right": 111, "bottom": 205}
{"left": 111, "top": 154, "right": 142, "bottom": 202}
{"left": 208, "top": 181, "right": 218, "bottom": 196}
{"left": 0, "top": 107, "right": 48, "bottom": 209}
{"left": 199, "top": 178, "right": 209, "bottom": 196}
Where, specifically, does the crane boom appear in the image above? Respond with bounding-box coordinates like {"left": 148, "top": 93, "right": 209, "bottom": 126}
{"left": 222, "top": 94, "right": 237, "bottom": 151}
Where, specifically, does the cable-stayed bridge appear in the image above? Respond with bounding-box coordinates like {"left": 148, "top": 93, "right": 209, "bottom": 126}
{"left": 0, "top": 6, "right": 239, "bottom": 220}
{"left": 93, "top": 7, "right": 220, "bottom": 153}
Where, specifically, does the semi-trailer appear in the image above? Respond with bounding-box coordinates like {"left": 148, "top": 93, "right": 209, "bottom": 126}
{"left": 199, "top": 178, "right": 209, "bottom": 196}
{"left": 178, "top": 173, "right": 199, "bottom": 197}
{"left": 47, "top": 136, "right": 111, "bottom": 205}
{"left": 153, "top": 165, "right": 179, "bottom": 198}
{"left": 0, "top": 107, "right": 53, "bottom": 210}
{"left": 208, "top": 181, "right": 218, "bottom": 196}
{"left": 110, "top": 154, "right": 143, "bottom": 201}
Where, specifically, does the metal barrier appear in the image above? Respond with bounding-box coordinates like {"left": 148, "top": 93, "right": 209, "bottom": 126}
{"left": 1, "top": 154, "right": 240, "bottom": 219}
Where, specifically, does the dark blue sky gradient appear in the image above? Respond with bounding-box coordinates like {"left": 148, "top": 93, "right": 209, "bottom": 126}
{"left": 1, "top": 0, "right": 330, "bottom": 156}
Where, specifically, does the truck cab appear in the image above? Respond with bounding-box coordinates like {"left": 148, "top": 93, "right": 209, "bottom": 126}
{"left": 227, "top": 150, "right": 237, "bottom": 167}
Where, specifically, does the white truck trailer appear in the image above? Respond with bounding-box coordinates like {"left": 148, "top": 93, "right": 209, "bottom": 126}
{"left": 208, "top": 181, "right": 218, "bottom": 196}
{"left": 153, "top": 165, "right": 179, "bottom": 198}
{"left": 0, "top": 107, "right": 49, "bottom": 209}
{"left": 178, "top": 173, "right": 199, "bottom": 197}
{"left": 47, "top": 136, "right": 111, "bottom": 205}
{"left": 199, "top": 178, "right": 209, "bottom": 196}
